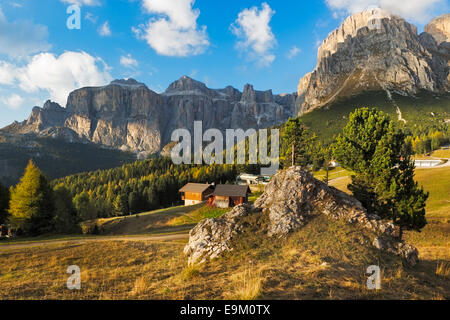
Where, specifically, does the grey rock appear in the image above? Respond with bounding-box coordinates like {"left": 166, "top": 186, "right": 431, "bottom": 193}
{"left": 296, "top": 9, "right": 450, "bottom": 115}
{"left": 2, "top": 76, "right": 296, "bottom": 154}
{"left": 184, "top": 166, "right": 419, "bottom": 266}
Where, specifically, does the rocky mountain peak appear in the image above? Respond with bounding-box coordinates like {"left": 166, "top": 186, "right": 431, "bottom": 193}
{"left": 424, "top": 13, "right": 450, "bottom": 45}
{"left": 317, "top": 8, "right": 399, "bottom": 61}
{"left": 296, "top": 10, "right": 450, "bottom": 115}
{"left": 241, "top": 83, "right": 256, "bottom": 102}
{"left": 109, "top": 78, "right": 147, "bottom": 89}
{"left": 2, "top": 76, "right": 296, "bottom": 154}
{"left": 164, "top": 75, "right": 209, "bottom": 95}
{"left": 241, "top": 83, "right": 274, "bottom": 104}
{"left": 43, "top": 100, "right": 64, "bottom": 111}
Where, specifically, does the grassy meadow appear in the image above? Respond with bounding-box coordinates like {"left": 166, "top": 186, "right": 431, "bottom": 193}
{"left": 330, "top": 166, "right": 450, "bottom": 268}
{"left": 0, "top": 214, "right": 448, "bottom": 300}
{"left": 0, "top": 165, "right": 448, "bottom": 300}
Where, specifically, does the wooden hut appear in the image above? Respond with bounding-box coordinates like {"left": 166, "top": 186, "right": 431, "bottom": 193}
{"left": 212, "top": 185, "right": 250, "bottom": 208}
{"left": 179, "top": 183, "right": 214, "bottom": 206}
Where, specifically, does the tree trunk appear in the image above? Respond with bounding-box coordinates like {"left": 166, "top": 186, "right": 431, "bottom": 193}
{"left": 291, "top": 143, "right": 295, "bottom": 167}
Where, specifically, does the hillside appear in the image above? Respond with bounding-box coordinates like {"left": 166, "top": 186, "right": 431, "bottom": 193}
{"left": 0, "top": 133, "right": 136, "bottom": 186}
{"left": 300, "top": 90, "right": 450, "bottom": 143}
{"left": 1, "top": 202, "right": 447, "bottom": 300}
{"left": 80, "top": 204, "right": 229, "bottom": 235}
{"left": 1, "top": 166, "right": 448, "bottom": 300}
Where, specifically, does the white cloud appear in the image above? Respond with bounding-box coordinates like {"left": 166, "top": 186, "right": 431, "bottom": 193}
{"left": 0, "top": 61, "right": 16, "bottom": 85}
{"left": 325, "top": 0, "right": 446, "bottom": 23}
{"left": 231, "top": 2, "right": 276, "bottom": 67}
{"left": 287, "top": 46, "right": 301, "bottom": 59}
{"left": 98, "top": 21, "right": 111, "bottom": 36}
{"left": 0, "top": 6, "right": 51, "bottom": 58}
{"left": 0, "top": 51, "right": 112, "bottom": 107}
{"left": 85, "top": 12, "right": 98, "bottom": 24}
{"left": 134, "top": 0, "right": 209, "bottom": 57}
{"left": 120, "top": 54, "right": 138, "bottom": 68}
{"left": 61, "top": 0, "right": 100, "bottom": 6}
{"left": 1, "top": 93, "right": 24, "bottom": 109}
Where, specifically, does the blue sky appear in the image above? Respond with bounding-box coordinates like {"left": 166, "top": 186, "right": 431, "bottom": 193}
{"left": 0, "top": 0, "right": 448, "bottom": 128}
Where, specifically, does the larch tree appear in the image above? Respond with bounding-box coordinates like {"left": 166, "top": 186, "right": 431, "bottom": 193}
{"left": 9, "top": 160, "right": 56, "bottom": 235}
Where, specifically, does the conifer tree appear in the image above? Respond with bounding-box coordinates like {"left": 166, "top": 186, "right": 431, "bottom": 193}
{"left": 334, "top": 108, "right": 428, "bottom": 237}
{"left": 0, "top": 183, "right": 9, "bottom": 225}
{"left": 9, "top": 160, "right": 55, "bottom": 235}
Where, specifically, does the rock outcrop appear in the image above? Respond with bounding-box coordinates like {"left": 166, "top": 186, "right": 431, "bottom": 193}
{"left": 184, "top": 167, "right": 419, "bottom": 265}
{"left": 2, "top": 77, "right": 296, "bottom": 153}
{"left": 296, "top": 9, "right": 450, "bottom": 115}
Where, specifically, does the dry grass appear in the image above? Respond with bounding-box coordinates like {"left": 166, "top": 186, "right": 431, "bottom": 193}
{"left": 225, "top": 269, "right": 263, "bottom": 300}
{"left": 436, "top": 262, "right": 450, "bottom": 278}
{"left": 0, "top": 212, "right": 448, "bottom": 300}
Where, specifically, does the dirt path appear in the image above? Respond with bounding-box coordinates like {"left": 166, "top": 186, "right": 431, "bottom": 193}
{"left": 0, "top": 233, "right": 189, "bottom": 251}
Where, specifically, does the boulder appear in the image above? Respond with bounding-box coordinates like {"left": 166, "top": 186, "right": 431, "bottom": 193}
{"left": 184, "top": 167, "right": 419, "bottom": 266}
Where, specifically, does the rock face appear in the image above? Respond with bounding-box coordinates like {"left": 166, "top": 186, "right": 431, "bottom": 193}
{"left": 2, "top": 77, "right": 295, "bottom": 153}
{"left": 184, "top": 167, "right": 419, "bottom": 265}
{"left": 296, "top": 9, "right": 450, "bottom": 115}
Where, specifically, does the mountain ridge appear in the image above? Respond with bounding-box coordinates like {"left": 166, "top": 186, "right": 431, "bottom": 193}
{"left": 296, "top": 9, "right": 450, "bottom": 115}
{"left": 1, "top": 76, "right": 296, "bottom": 155}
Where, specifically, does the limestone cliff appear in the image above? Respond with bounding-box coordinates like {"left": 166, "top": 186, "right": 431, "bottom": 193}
{"left": 2, "top": 77, "right": 296, "bottom": 154}
{"left": 296, "top": 9, "right": 450, "bottom": 115}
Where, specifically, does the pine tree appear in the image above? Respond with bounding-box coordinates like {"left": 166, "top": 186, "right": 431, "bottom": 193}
{"left": 334, "top": 108, "right": 428, "bottom": 237}
{"left": 53, "top": 184, "right": 80, "bottom": 234}
{"left": 113, "top": 193, "right": 129, "bottom": 216}
{"left": 9, "top": 160, "right": 56, "bottom": 235}
{"left": 0, "top": 183, "right": 10, "bottom": 225}
{"left": 281, "top": 118, "right": 315, "bottom": 168}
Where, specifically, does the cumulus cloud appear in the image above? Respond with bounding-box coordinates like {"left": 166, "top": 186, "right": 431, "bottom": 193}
{"left": 98, "top": 21, "right": 111, "bottom": 36}
{"left": 0, "top": 51, "right": 112, "bottom": 106}
{"left": 0, "top": 61, "right": 16, "bottom": 85}
{"left": 231, "top": 2, "right": 276, "bottom": 67}
{"left": 1, "top": 93, "right": 24, "bottom": 109}
{"left": 134, "top": 0, "right": 209, "bottom": 57}
{"left": 0, "top": 6, "right": 51, "bottom": 58}
{"left": 325, "top": 0, "right": 446, "bottom": 23}
{"left": 120, "top": 54, "right": 138, "bottom": 68}
{"left": 287, "top": 46, "right": 301, "bottom": 59}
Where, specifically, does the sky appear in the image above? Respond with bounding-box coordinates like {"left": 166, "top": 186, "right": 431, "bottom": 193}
{"left": 0, "top": 0, "right": 448, "bottom": 128}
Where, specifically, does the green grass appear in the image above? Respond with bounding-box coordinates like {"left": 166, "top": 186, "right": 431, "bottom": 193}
{"left": 313, "top": 168, "right": 352, "bottom": 181}
{"left": 168, "top": 206, "right": 230, "bottom": 226}
{"left": 414, "top": 167, "right": 450, "bottom": 219}
{"left": 299, "top": 90, "right": 450, "bottom": 143}
{"left": 329, "top": 166, "right": 450, "bottom": 220}
{"left": 329, "top": 166, "right": 450, "bottom": 265}
{"left": 81, "top": 203, "right": 205, "bottom": 235}
{"left": 431, "top": 149, "right": 450, "bottom": 159}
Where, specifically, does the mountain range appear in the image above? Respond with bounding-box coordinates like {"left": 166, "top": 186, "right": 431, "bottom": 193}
{"left": 1, "top": 77, "right": 296, "bottom": 155}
